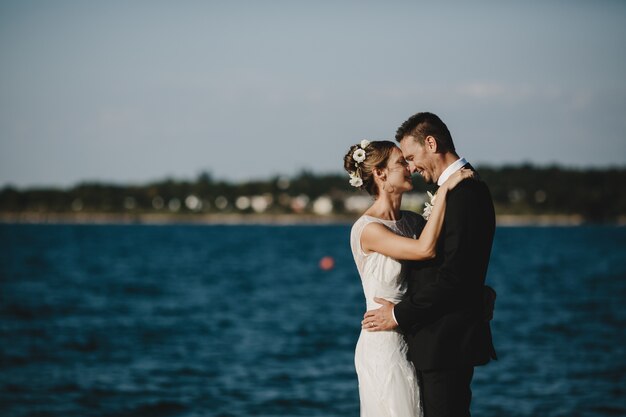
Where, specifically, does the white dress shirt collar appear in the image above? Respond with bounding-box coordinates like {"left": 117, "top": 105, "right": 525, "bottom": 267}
{"left": 437, "top": 157, "right": 468, "bottom": 186}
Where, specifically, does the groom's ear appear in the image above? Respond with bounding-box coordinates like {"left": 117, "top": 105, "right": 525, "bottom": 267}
{"left": 425, "top": 136, "right": 438, "bottom": 153}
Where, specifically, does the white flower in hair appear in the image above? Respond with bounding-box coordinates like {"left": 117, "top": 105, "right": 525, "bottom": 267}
{"left": 360, "top": 139, "right": 370, "bottom": 148}
{"left": 349, "top": 174, "right": 363, "bottom": 187}
{"left": 353, "top": 148, "right": 366, "bottom": 163}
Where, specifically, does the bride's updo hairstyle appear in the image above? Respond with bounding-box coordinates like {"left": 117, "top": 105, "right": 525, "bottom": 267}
{"left": 343, "top": 140, "right": 397, "bottom": 197}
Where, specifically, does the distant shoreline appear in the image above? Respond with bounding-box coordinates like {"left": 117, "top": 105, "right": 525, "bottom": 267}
{"left": 1, "top": 212, "right": 624, "bottom": 226}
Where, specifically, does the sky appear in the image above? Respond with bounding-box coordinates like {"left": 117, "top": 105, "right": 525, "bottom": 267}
{"left": 1, "top": 0, "right": 625, "bottom": 188}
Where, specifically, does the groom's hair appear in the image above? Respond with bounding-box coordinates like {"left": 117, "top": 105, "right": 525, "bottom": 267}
{"left": 395, "top": 112, "right": 456, "bottom": 153}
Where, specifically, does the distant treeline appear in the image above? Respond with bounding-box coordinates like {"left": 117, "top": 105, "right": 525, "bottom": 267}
{"left": 1, "top": 165, "right": 625, "bottom": 221}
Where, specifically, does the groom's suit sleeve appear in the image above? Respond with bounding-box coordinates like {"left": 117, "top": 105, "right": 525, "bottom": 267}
{"left": 394, "top": 181, "right": 485, "bottom": 333}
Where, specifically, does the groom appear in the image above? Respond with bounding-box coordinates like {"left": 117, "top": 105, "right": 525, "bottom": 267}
{"left": 363, "top": 112, "right": 497, "bottom": 417}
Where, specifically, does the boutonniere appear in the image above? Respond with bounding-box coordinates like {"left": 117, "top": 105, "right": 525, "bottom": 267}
{"left": 422, "top": 191, "right": 437, "bottom": 220}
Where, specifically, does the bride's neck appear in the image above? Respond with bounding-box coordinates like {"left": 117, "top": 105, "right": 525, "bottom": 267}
{"left": 366, "top": 192, "right": 402, "bottom": 221}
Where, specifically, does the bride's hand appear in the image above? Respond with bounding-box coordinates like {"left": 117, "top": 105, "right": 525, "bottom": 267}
{"left": 441, "top": 168, "right": 475, "bottom": 191}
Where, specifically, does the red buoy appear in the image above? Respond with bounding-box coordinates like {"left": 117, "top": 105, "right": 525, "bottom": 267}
{"left": 319, "top": 256, "right": 335, "bottom": 270}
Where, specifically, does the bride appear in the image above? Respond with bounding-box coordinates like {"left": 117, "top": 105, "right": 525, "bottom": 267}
{"left": 344, "top": 139, "right": 473, "bottom": 417}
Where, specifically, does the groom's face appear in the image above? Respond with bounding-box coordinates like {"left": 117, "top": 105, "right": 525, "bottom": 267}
{"left": 399, "top": 136, "right": 437, "bottom": 184}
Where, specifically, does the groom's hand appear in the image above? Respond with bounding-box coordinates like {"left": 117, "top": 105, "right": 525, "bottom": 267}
{"left": 361, "top": 297, "right": 398, "bottom": 332}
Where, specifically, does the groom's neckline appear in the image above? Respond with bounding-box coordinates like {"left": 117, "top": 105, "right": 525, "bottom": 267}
{"left": 437, "top": 157, "right": 468, "bottom": 186}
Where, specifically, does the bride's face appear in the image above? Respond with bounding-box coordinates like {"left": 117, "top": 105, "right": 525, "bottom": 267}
{"left": 384, "top": 147, "right": 413, "bottom": 193}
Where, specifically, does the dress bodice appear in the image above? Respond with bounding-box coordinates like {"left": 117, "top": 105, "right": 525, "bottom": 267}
{"left": 350, "top": 211, "right": 422, "bottom": 311}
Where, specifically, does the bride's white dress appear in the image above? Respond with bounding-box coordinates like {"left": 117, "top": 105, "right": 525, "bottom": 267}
{"left": 350, "top": 211, "right": 423, "bottom": 417}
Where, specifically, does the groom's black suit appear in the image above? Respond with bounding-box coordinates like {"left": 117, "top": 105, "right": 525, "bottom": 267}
{"left": 394, "top": 167, "right": 497, "bottom": 417}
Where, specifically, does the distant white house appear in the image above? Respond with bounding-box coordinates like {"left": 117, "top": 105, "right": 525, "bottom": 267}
{"left": 312, "top": 196, "right": 333, "bottom": 215}
{"left": 344, "top": 195, "right": 372, "bottom": 213}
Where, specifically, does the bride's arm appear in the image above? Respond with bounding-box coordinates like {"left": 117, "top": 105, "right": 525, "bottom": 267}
{"left": 361, "top": 169, "right": 473, "bottom": 261}
{"left": 361, "top": 188, "right": 448, "bottom": 261}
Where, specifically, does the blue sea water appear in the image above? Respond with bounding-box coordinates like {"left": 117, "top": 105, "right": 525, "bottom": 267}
{"left": 1, "top": 224, "right": 625, "bottom": 417}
